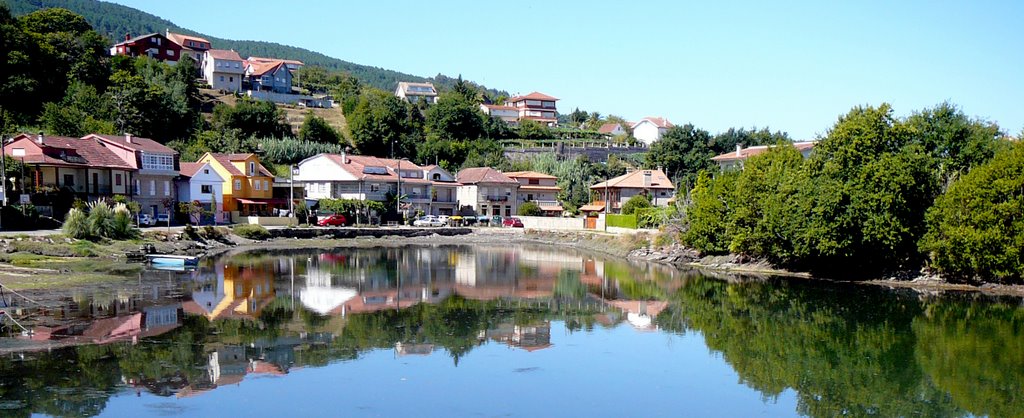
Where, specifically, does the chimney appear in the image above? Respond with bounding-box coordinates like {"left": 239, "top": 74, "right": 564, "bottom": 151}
{"left": 125, "top": 33, "right": 130, "bottom": 41}
{"left": 36, "top": 132, "right": 44, "bottom": 144}
{"left": 125, "top": 133, "right": 133, "bottom": 144}
{"left": 735, "top": 143, "right": 743, "bottom": 157}
{"left": 643, "top": 171, "right": 652, "bottom": 187}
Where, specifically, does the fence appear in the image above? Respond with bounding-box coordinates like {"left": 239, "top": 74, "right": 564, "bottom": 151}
{"left": 518, "top": 216, "right": 585, "bottom": 231}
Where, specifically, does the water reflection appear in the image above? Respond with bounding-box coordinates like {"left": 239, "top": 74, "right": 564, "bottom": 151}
{"left": 0, "top": 245, "right": 1021, "bottom": 417}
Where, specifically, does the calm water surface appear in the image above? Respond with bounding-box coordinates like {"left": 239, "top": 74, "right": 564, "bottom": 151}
{"left": 0, "top": 245, "right": 1021, "bottom": 417}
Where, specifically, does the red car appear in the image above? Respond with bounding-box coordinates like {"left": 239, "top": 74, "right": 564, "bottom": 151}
{"left": 317, "top": 214, "right": 347, "bottom": 227}
{"left": 502, "top": 217, "right": 524, "bottom": 228}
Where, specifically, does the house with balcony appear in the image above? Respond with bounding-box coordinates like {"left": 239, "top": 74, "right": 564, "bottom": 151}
{"left": 295, "top": 153, "right": 459, "bottom": 216}
{"left": 504, "top": 171, "right": 563, "bottom": 216}
{"left": 711, "top": 141, "right": 817, "bottom": 170}
{"left": 395, "top": 82, "right": 438, "bottom": 105}
{"left": 166, "top": 31, "right": 211, "bottom": 68}
{"left": 110, "top": 33, "right": 182, "bottom": 63}
{"left": 507, "top": 92, "right": 559, "bottom": 126}
{"left": 632, "top": 117, "right": 674, "bottom": 146}
{"left": 245, "top": 60, "right": 292, "bottom": 94}
{"left": 584, "top": 169, "right": 675, "bottom": 214}
{"left": 480, "top": 104, "right": 520, "bottom": 124}
{"left": 86, "top": 134, "right": 180, "bottom": 218}
{"left": 176, "top": 162, "right": 226, "bottom": 223}
{"left": 5, "top": 134, "right": 134, "bottom": 208}
{"left": 456, "top": 167, "right": 519, "bottom": 217}
{"left": 202, "top": 49, "right": 245, "bottom": 92}
{"left": 197, "top": 153, "right": 276, "bottom": 216}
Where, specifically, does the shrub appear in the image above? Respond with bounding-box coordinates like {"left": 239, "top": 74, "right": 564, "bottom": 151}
{"left": 63, "top": 208, "right": 89, "bottom": 239}
{"left": 621, "top": 194, "right": 652, "bottom": 215}
{"left": 606, "top": 214, "right": 638, "bottom": 229}
{"left": 86, "top": 201, "right": 114, "bottom": 238}
{"left": 111, "top": 203, "right": 137, "bottom": 239}
{"left": 233, "top": 224, "right": 270, "bottom": 240}
{"left": 518, "top": 201, "right": 542, "bottom": 216}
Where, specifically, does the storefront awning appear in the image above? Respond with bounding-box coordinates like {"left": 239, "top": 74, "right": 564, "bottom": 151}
{"left": 237, "top": 198, "right": 268, "bottom": 205}
{"left": 238, "top": 198, "right": 290, "bottom": 205}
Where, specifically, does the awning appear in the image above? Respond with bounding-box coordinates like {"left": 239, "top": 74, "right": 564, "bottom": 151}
{"left": 578, "top": 204, "right": 605, "bottom": 212}
{"left": 237, "top": 198, "right": 268, "bottom": 205}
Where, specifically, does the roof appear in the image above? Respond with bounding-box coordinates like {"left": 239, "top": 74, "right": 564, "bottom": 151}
{"left": 711, "top": 141, "right": 817, "bottom": 162}
{"left": 457, "top": 167, "right": 518, "bottom": 185}
{"left": 397, "top": 82, "right": 438, "bottom": 95}
{"left": 88, "top": 134, "right": 177, "bottom": 154}
{"left": 539, "top": 204, "right": 563, "bottom": 212}
{"left": 590, "top": 169, "right": 675, "bottom": 190}
{"left": 166, "top": 32, "right": 211, "bottom": 48}
{"left": 9, "top": 134, "right": 135, "bottom": 170}
{"left": 247, "top": 60, "right": 286, "bottom": 76}
{"left": 504, "top": 171, "right": 557, "bottom": 180}
{"left": 113, "top": 32, "right": 165, "bottom": 46}
{"left": 481, "top": 104, "right": 517, "bottom": 111}
{"left": 598, "top": 123, "right": 623, "bottom": 134}
{"left": 248, "top": 56, "right": 304, "bottom": 66}
{"left": 318, "top": 154, "right": 431, "bottom": 184}
{"left": 579, "top": 204, "right": 605, "bottom": 212}
{"left": 206, "top": 153, "right": 273, "bottom": 177}
{"left": 632, "top": 117, "right": 674, "bottom": 129}
{"left": 508, "top": 92, "right": 559, "bottom": 102}
{"left": 178, "top": 162, "right": 205, "bottom": 177}
{"left": 207, "top": 49, "right": 243, "bottom": 61}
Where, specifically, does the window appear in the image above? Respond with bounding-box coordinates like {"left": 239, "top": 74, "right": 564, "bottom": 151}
{"left": 141, "top": 154, "right": 174, "bottom": 171}
{"left": 164, "top": 181, "right": 170, "bottom": 196}
{"left": 201, "top": 184, "right": 213, "bottom": 194}
{"left": 234, "top": 179, "right": 241, "bottom": 190}
{"left": 12, "top": 148, "right": 24, "bottom": 157}
{"left": 229, "top": 76, "right": 234, "bottom": 82}
{"left": 149, "top": 180, "right": 156, "bottom": 196}
{"left": 115, "top": 174, "right": 122, "bottom": 186}
{"left": 249, "top": 162, "right": 255, "bottom": 175}
{"left": 504, "top": 188, "right": 511, "bottom": 196}
{"left": 529, "top": 179, "right": 540, "bottom": 185}
{"left": 255, "top": 180, "right": 261, "bottom": 191}
{"left": 219, "top": 76, "right": 224, "bottom": 82}
{"left": 263, "top": 180, "right": 269, "bottom": 191}
{"left": 369, "top": 184, "right": 379, "bottom": 192}
{"left": 168, "top": 50, "right": 174, "bottom": 56}
{"left": 203, "top": 169, "right": 209, "bottom": 174}
{"left": 234, "top": 62, "right": 240, "bottom": 68}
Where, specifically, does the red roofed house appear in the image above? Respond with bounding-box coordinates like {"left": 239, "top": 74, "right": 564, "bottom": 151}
{"left": 504, "top": 171, "right": 563, "bottom": 216}
{"left": 5, "top": 133, "right": 134, "bottom": 210}
{"left": 197, "top": 153, "right": 276, "bottom": 216}
{"left": 165, "top": 31, "right": 211, "bottom": 68}
{"left": 85, "top": 134, "right": 180, "bottom": 218}
{"left": 480, "top": 104, "right": 520, "bottom": 124}
{"left": 248, "top": 56, "right": 305, "bottom": 72}
{"left": 110, "top": 33, "right": 182, "bottom": 63}
{"left": 202, "top": 49, "right": 245, "bottom": 92}
{"left": 598, "top": 123, "right": 626, "bottom": 137}
{"left": 585, "top": 169, "right": 675, "bottom": 214}
{"left": 711, "top": 141, "right": 817, "bottom": 170}
{"left": 245, "top": 60, "right": 293, "bottom": 94}
{"left": 456, "top": 167, "right": 520, "bottom": 217}
{"left": 507, "top": 92, "right": 559, "bottom": 126}
{"left": 295, "top": 153, "right": 460, "bottom": 217}
{"left": 631, "top": 117, "right": 674, "bottom": 146}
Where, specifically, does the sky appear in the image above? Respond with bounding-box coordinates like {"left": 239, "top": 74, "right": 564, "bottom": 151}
{"left": 109, "top": 0, "right": 1023, "bottom": 140}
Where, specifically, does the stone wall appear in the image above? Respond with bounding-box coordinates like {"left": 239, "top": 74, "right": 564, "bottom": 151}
{"left": 269, "top": 227, "right": 473, "bottom": 239}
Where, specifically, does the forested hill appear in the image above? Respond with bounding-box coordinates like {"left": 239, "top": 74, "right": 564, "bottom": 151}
{"left": 2, "top": 0, "right": 506, "bottom": 95}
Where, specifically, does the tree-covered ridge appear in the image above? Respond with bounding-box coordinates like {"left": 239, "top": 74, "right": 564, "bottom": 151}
{"left": 0, "top": 0, "right": 507, "bottom": 95}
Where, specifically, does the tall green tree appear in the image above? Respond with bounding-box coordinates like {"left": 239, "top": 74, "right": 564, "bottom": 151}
{"left": 905, "top": 102, "right": 1004, "bottom": 188}
{"left": 298, "top": 112, "right": 342, "bottom": 144}
{"left": 645, "top": 124, "right": 715, "bottom": 187}
{"left": 424, "top": 92, "right": 485, "bottom": 141}
{"left": 211, "top": 97, "right": 291, "bottom": 140}
{"left": 710, "top": 127, "right": 791, "bottom": 154}
{"left": 348, "top": 90, "right": 416, "bottom": 158}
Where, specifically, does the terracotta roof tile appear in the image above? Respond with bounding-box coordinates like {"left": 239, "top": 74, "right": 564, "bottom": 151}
{"left": 9, "top": 134, "right": 136, "bottom": 170}
{"left": 590, "top": 169, "right": 674, "bottom": 190}
{"left": 598, "top": 123, "right": 622, "bottom": 134}
{"left": 504, "top": 171, "right": 557, "bottom": 180}
{"left": 508, "top": 92, "right": 558, "bottom": 102}
{"left": 88, "top": 134, "right": 177, "bottom": 154}
{"left": 457, "top": 167, "right": 518, "bottom": 184}
{"left": 207, "top": 49, "right": 243, "bottom": 61}
{"left": 633, "top": 117, "right": 674, "bottom": 129}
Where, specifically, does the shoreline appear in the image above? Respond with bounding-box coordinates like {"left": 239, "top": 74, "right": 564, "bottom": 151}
{"left": 1, "top": 228, "right": 1022, "bottom": 297}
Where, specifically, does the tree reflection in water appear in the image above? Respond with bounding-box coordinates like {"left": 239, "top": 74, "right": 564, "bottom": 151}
{"left": 0, "top": 246, "right": 1021, "bottom": 417}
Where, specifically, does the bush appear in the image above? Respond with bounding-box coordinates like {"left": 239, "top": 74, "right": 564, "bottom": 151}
{"left": 86, "top": 201, "right": 114, "bottom": 238}
{"left": 233, "top": 224, "right": 270, "bottom": 240}
{"left": 606, "top": 214, "right": 638, "bottom": 229}
{"left": 518, "top": 201, "right": 542, "bottom": 216}
{"left": 63, "top": 208, "right": 89, "bottom": 239}
{"left": 621, "top": 194, "right": 652, "bottom": 215}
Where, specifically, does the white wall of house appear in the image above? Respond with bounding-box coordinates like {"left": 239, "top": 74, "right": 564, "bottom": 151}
{"left": 633, "top": 121, "right": 667, "bottom": 145}
{"left": 616, "top": 187, "right": 675, "bottom": 207}
{"left": 296, "top": 154, "right": 359, "bottom": 199}
{"left": 178, "top": 163, "right": 224, "bottom": 206}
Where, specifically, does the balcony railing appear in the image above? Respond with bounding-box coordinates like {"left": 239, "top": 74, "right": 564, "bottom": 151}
{"left": 485, "top": 195, "right": 509, "bottom": 202}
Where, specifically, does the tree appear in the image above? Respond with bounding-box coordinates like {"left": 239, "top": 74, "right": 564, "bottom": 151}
{"left": 39, "top": 82, "right": 114, "bottom": 136}
{"left": 518, "top": 201, "right": 542, "bottom": 216}
{"left": 621, "top": 194, "right": 652, "bottom": 215}
{"left": 298, "top": 112, "right": 341, "bottom": 144}
{"left": 211, "top": 97, "right": 291, "bottom": 139}
{"left": 424, "top": 92, "right": 485, "bottom": 141}
{"left": 348, "top": 90, "right": 416, "bottom": 158}
{"left": 645, "top": 124, "right": 715, "bottom": 188}
{"left": 920, "top": 142, "right": 1024, "bottom": 282}
{"left": 905, "top": 102, "right": 1004, "bottom": 188}
{"left": 710, "top": 127, "right": 790, "bottom": 155}
{"left": 684, "top": 170, "right": 739, "bottom": 254}
{"left": 516, "top": 119, "right": 552, "bottom": 140}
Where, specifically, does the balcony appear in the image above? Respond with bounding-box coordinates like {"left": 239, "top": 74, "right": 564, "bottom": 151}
{"left": 485, "top": 195, "right": 509, "bottom": 202}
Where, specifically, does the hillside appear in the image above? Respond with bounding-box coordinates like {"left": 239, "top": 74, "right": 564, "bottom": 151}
{"left": 2, "top": 0, "right": 507, "bottom": 96}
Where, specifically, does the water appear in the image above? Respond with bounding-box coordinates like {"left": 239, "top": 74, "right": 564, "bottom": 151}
{"left": 0, "top": 245, "right": 1022, "bottom": 417}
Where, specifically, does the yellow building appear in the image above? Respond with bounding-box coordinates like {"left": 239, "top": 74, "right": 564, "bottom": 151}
{"left": 197, "top": 153, "right": 275, "bottom": 214}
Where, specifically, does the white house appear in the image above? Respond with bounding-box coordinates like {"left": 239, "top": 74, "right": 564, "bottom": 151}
{"left": 585, "top": 169, "right": 675, "bottom": 213}
{"left": 456, "top": 167, "right": 519, "bottom": 217}
{"left": 176, "top": 162, "right": 226, "bottom": 223}
{"left": 631, "top": 117, "right": 674, "bottom": 145}
{"left": 480, "top": 104, "right": 520, "bottom": 124}
{"left": 202, "top": 49, "right": 244, "bottom": 92}
{"left": 395, "top": 82, "right": 438, "bottom": 104}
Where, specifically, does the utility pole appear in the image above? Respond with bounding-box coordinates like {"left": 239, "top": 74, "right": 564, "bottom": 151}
{"left": 289, "top": 164, "right": 296, "bottom": 226}
{"left": 0, "top": 136, "right": 6, "bottom": 231}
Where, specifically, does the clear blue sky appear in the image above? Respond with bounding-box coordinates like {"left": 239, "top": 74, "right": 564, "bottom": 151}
{"left": 111, "top": 0, "right": 1023, "bottom": 140}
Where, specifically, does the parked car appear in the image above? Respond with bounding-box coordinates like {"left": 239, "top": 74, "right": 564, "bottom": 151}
{"left": 436, "top": 215, "right": 450, "bottom": 226}
{"left": 502, "top": 217, "right": 524, "bottom": 228}
{"left": 138, "top": 213, "right": 156, "bottom": 226}
{"left": 413, "top": 215, "right": 445, "bottom": 227}
{"left": 317, "top": 213, "right": 347, "bottom": 227}
{"left": 156, "top": 213, "right": 171, "bottom": 225}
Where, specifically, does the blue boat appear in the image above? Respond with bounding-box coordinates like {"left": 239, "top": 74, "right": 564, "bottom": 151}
{"left": 146, "top": 254, "right": 200, "bottom": 267}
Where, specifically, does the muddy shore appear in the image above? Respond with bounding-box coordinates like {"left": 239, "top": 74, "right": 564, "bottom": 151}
{"left": 1, "top": 228, "right": 1021, "bottom": 297}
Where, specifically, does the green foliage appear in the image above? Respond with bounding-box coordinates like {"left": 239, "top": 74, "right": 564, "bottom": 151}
{"left": 318, "top": 198, "right": 385, "bottom": 218}
{"left": 62, "top": 207, "right": 89, "bottom": 239}
{"left": 39, "top": 82, "right": 114, "bottom": 136}
{"left": 921, "top": 142, "right": 1024, "bottom": 282}
{"left": 212, "top": 97, "right": 291, "bottom": 139}
{"left": 232, "top": 224, "right": 270, "bottom": 240}
{"left": 517, "top": 201, "right": 542, "bottom": 216}
{"left": 348, "top": 90, "right": 417, "bottom": 158}
{"left": 63, "top": 201, "right": 137, "bottom": 240}
{"left": 298, "top": 112, "right": 342, "bottom": 144}
{"left": 253, "top": 137, "right": 345, "bottom": 165}
{"left": 515, "top": 119, "right": 552, "bottom": 140}
{"left": 636, "top": 206, "right": 679, "bottom": 229}
{"left": 710, "top": 127, "right": 790, "bottom": 154}
{"left": 684, "top": 170, "right": 739, "bottom": 254}
{"left": 606, "top": 214, "right": 638, "bottom": 229}
{"left": 425, "top": 91, "right": 485, "bottom": 141}
{"left": 905, "top": 101, "right": 1005, "bottom": 187}
{"left": 85, "top": 200, "right": 114, "bottom": 239}
{"left": 646, "top": 124, "right": 715, "bottom": 188}
{"left": 621, "top": 194, "right": 652, "bottom": 215}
